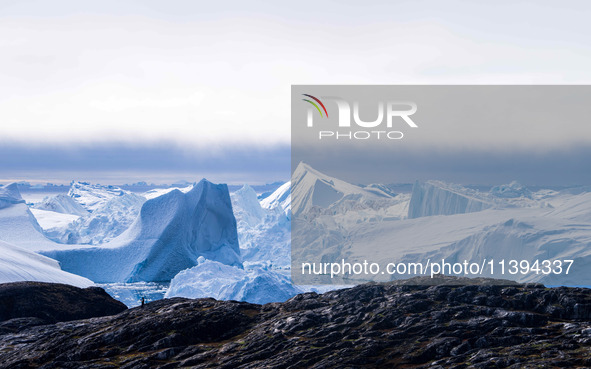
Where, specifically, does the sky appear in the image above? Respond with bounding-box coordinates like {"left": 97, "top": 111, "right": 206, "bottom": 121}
{"left": 1, "top": 1, "right": 591, "bottom": 184}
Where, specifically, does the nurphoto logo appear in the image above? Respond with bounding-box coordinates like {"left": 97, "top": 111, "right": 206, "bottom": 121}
{"left": 302, "top": 94, "right": 418, "bottom": 140}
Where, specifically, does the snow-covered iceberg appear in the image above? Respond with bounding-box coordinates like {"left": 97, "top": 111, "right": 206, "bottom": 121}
{"left": 42, "top": 179, "right": 241, "bottom": 283}
{"left": 165, "top": 258, "right": 300, "bottom": 304}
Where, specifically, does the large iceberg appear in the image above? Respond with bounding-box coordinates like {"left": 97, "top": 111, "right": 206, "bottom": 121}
{"left": 165, "top": 258, "right": 301, "bottom": 304}
{"left": 407, "top": 180, "right": 494, "bottom": 219}
{"left": 42, "top": 179, "right": 241, "bottom": 283}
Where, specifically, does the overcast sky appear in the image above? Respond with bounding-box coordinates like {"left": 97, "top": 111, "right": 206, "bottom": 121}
{"left": 1, "top": 1, "right": 591, "bottom": 184}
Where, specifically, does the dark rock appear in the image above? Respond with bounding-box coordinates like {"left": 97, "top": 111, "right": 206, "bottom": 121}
{"left": 0, "top": 282, "right": 127, "bottom": 324}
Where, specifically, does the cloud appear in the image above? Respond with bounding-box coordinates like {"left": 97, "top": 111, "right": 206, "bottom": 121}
{"left": 293, "top": 145, "right": 591, "bottom": 186}
{"left": 0, "top": 143, "right": 290, "bottom": 184}
{"left": 2, "top": 1, "right": 591, "bottom": 148}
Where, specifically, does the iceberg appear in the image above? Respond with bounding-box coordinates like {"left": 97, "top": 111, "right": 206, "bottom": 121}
{"left": 231, "top": 185, "right": 291, "bottom": 268}
{"left": 68, "top": 181, "right": 131, "bottom": 212}
{"left": 165, "top": 258, "right": 301, "bottom": 304}
{"left": 232, "top": 185, "right": 267, "bottom": 228}
{"left": 42, "top": 179, "right": 241, "bottom": 283}
{"left": 52, "top": 191, "right": 145, "bottom": 245}
{"left": 0, "top": 239, "right": 93, "bottom": 288}
{"left": 490, "top": 181, "right": 533, "bottom": 199}
{"left": 291, "top": 162, "right": 393, "bottom": 216}
{"left": 408, "top": 180, "right": 494, "bottom": 219}
{"left": 260, "top": 181, "right": 291, "bottom": 218}
{"left": 33, "top": 193, "right": 88, "bottom": 216}
{"left": 0, "top": 184, "right": 93, "bottom": 287}
{"left": 0, "top": 183, "right": 59, "bottom": 251}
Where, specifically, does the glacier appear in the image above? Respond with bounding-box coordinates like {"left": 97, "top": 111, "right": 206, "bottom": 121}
{"left": 41, "top": 179, "right": 241, "bottom": 283}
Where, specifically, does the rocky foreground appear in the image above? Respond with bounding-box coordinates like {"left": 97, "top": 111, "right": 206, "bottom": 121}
{"left": 0, "top": 280, "right": 591, "bottom": 368}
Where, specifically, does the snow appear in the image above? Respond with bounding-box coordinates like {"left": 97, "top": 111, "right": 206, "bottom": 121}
{"left": 0, "top": 240, "right": 93, "bottom": 287}
{"left": 165, "top": 258, "right": 301, "bottom": 305}
{"left": 143, "top": 184, "right": 194, "bottom": 200}
{"left": 42, "top": 179, "right": 242, "bottom": 283}
{"left": 30, "top": 209, "right": 80, "bottom": 230}
{"left": 33, "top": 193, "right": 88, "bottom": 216}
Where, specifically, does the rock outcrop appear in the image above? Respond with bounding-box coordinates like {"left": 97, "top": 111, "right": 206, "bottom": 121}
{"left": 0, "top": 279, "right": 590, "bottom": 368}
